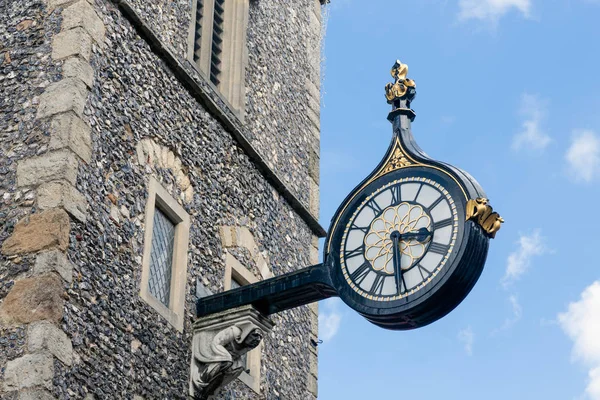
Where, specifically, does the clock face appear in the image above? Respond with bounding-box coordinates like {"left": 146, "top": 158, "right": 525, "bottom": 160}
{"left": 340, "top": 176, "right": 459, "bottom": 301}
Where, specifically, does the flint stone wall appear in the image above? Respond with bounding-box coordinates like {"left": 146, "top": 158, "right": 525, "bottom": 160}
{"left": 123, "top": 0, "right": 321, "bottom": 207}
{"left": 1, "top": 0, "right": 322, "bottom": 398}
{"left": 0, "top": 0, "right": 64, "bottom": 389}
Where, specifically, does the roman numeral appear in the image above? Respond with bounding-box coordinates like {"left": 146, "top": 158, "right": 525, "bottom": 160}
{"left": 350, "top": 261, "right": 371, "bottom": 285}
{"left": 418, "top": 264, "right": 431, "bottom": 277}
{"left": 344, "top": 245, "right": 365, "bottom": 260}
{"left": 391, "top": 185, "right": 401, "bottom": 204}
{"left": 429, "top": 242, "right": 450, "bottom": 254}
{"left": 433, "top": 218, "right": 453, "bottom": 230}
{"left": 428, "top": 196, "right": 444, "bottom": 211}
{"left": 350, "top": 223, "right": 369, "bottom": 234}
{"left": 365, "top": 199, "right": 383, "bottom": 215}
{"left": 370, "top": 274, "right": 385, "bottom": 295}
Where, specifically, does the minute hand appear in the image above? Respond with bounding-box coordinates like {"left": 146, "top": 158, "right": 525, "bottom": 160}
{"left": 390, "top": 231, "right": 404, "bottom": 293}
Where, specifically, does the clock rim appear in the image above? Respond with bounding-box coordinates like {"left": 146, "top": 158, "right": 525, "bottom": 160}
{"left": 326, "top": 166, "right": 481, "bottom": 328}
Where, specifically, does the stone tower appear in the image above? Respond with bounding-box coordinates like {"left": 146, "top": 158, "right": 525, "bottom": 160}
{"left": 0, "top": 0, "right": 325, "bottom": 398}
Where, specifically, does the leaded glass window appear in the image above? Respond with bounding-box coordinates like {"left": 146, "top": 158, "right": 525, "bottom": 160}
{"left": 148, "top": 208, "right": 176, "bottom": 306}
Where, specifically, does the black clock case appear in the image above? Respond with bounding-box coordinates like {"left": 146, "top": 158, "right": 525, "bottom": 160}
{"left": 324, "top": 114, "right": 490, "bottom": 331}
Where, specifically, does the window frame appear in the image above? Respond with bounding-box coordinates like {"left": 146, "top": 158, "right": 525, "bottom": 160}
{"left": 140, "top": 177, "right": 191, "bottom": 332}
{"left": 187, "top": 0, "right": 250, "bottom": 116}
{"left": 224, "top": 253, "right": 262, "bottom": 393}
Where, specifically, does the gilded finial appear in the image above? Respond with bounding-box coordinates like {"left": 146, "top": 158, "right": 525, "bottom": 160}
{"left": 385, "top": 60, "right": 416, "bottom": 103}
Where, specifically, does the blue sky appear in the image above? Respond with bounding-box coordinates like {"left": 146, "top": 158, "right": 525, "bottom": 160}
{"left": 316, "top": 1, "right": 600, "bottom": 399}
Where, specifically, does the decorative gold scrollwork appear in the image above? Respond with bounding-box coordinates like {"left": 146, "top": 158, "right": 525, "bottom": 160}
{"left": 465, "top": 198, "right": 504, "bottom": 238}
{"left": 385, "top": 60, "right": 416, "bottom": 102}
{"left": 380, "top": 147, "right": 413, "bottom": 175}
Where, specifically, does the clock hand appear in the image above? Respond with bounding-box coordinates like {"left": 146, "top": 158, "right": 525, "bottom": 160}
{"left": 390, "top": 231, "right": 404, "bottom": 293}
{"left": 401, "top": 227, "right": 432, "bottom": 243}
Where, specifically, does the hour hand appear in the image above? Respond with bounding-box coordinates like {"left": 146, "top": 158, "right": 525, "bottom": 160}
{"left": 401, "top": 227, "right": 432, "bottom": 243}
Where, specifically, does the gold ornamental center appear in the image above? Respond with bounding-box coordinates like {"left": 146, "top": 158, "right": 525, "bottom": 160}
{"left": 364, "top": 203, "right": 431, "bottom": 275}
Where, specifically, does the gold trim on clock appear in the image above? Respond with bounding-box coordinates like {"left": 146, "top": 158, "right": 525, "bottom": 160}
{"left": 327, "top": 137, "right": 468, "bottom": 252}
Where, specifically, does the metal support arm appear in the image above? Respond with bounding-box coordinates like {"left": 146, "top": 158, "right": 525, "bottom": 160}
{"left": 196, "top": 263, "right": 337, "bottom": 317}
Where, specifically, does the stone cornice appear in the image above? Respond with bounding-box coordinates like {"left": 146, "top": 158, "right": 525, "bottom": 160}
{"left": 111, "top": 0, "right": 327, "bottom": 238}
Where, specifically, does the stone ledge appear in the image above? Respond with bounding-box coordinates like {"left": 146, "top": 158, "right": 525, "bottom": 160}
{"left": 1, "top": 209, "right": 71, "bottom": 256}
{"left": 28, "top": 321, "right": 73, "bottom": 366}
{"left": 3, "top": 353, "right": 54, "bottom": 392}
{"left": 37, "top": 78, "right": 88, "bottom": 120}
{"left": 0, "top": 274, "right": 64, "bottom": 325}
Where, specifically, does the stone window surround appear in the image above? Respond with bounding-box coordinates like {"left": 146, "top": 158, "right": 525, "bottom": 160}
{"left": 188, "top": 0, "right": 250, "bottom": 117}
{"left": 140, "top": 177, "right": 191, "bottom": 332}
{"left": 223, "top": 252, "right": 262, "bottom": 394}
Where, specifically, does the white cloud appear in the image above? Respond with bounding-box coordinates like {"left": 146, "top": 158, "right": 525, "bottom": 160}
{"left": 558, "top": 281, "right": 600, "bottom": 400}
{"left": 458, "top": 0, "right": 531, "bottom": 23}
{"left": 493, "top": 294, "right": 523, "bottom": 334}
{"left": 512, "top": 94, "right": 551, "bottom": 152}
{"left": 503, "top": 230, "right": 547, "bottom": 287}
{"left": 458, "top": 326, "right": 475, "bottom": 356}
{"left": 566, "top": 130, "right": 600, "bottom": 183}
{"left": 318, "top": 298, "right": 342, "bottom": 342}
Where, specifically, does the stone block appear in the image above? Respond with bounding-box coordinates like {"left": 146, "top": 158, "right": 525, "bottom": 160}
{"left": 17, "top": 149, "right": 79, "bottom": 187}
{"left": 62, "top": 57, "right": 94, "bottom": 88}
{"left": 308, "top": 148, "right": 319, "bottom": 183}
{"left": 44, "top": 0, "right": 87, "bottom": 9}
{"left": 219, "top": 226, "right": 234, "bottom": 247}
{"left": 37, "top": 78, "right": 88, "bottom": 119}
{"left": 256, "top": 253, "right": 272, "bottom": 279}
{"left": 62, "top": 1, "right": 105, "bottom": 45}
{"left": 308, "top": 351, "right": 318, "bottom": 378}
{"left": 309, "top": 307, "right": 318, "bottom": 336}
{"left": 48, "top": 112, "right": 92, "bottom": 163}
{"left": 307, "top": 92, "right": 320, "bottom": 115}
{"left": 18, "top": 388, "right": 57, "bottom": 400}
{"left": 307, "top": 373, "right": 318, "bottom": 397}
{"left": 3, "top": 353, "right": 54, "bottom": 391}
{"left": 1, "top": 209, "right": 71, "bottom": 256}
{"left": 310, "top": 243, "right": 319, "bottom": 264}
{"left": 38, "top": 181, "right": 88, "bottom": 222}
{"left": 33, "top": 249, "right": 74, "bottom": 283}
{"left": 28, "top": 321, "right": 73, "bottom": 366}
{"left": 232, "top": 226, "right": 258, "bottom": 256}
{"left": 309, "top": 177, "right": 319, "bottom": 219}
{"left": 305, "top": 78, "right": 320, "bottom": 104}
{"left": 307, "top": 105, "right": 320, "bottom": 131}
{"left": 52, "top": 27, "right": 92, "bottom": 61}
{"left": 0, "top": 274, "right": 64, "bottom": 325}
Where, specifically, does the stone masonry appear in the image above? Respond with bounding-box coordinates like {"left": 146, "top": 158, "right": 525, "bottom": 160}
{"left": 1, "top": 0, "right": 325, "bottom": 398}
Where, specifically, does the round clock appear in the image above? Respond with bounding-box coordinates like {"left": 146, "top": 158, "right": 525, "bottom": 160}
{"left": 324, "top": 61, "right": 503, "bottom": 330}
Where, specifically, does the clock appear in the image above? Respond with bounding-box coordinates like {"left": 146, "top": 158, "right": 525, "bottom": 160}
{"left": 324, "top": 61, "right": 503, "bottom": 330}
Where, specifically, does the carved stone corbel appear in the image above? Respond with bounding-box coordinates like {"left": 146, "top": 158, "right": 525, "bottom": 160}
{"left": 189, "top": 305, "right": 274, "bottom": 400}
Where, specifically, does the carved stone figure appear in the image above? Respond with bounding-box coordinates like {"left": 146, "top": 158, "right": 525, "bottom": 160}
{"left": 189, "top": 306, "right": 274, "bottom": 400}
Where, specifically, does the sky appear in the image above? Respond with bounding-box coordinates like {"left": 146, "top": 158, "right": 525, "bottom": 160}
{"left": 316, "top": 1, "right": 600, "bottom": 399}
